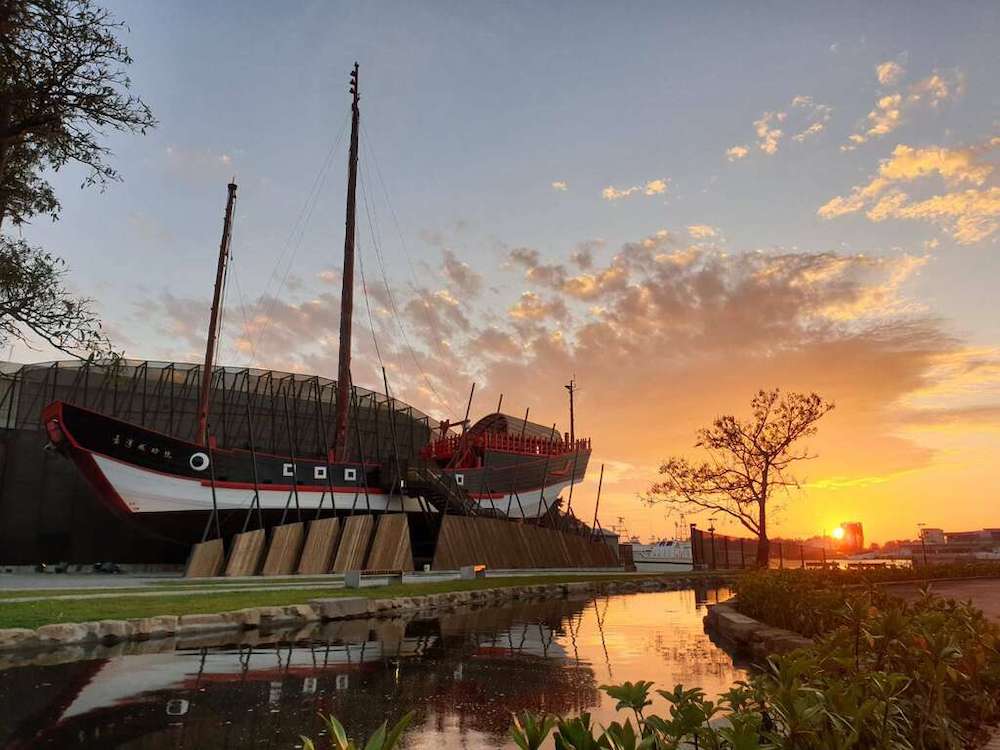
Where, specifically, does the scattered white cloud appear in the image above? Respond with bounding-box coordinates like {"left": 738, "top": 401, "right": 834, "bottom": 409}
{"left": 163, "top": 145, "right": 237, "bottom": 180}
{"left": 820, "top": 138, "right": 1000, "bottom": 244}
{"left": 791, "top": 96, "right": 833, "bottom": 142}
{"left": 601, "top": 178, "right": 668, "bottom": 201}
{"left": 317, "top": 269, "right": 340, "bottom": 285}
{"left": 731, "top": 96, "right": 832, "bottom": 159}
{"left": 876, "top": 60, "right": 906, "bottom": 86}
{"left": 726, "top": 145, "right": 749, "bottom": 161}
{"left": 508, "top": 291, "right": 569, "bottom": 322}
{"left": 441, "top": 249, "right": 483, "bottom": 296}
{"left": 754, "top": 110, "right": 786, "bottom": 155}
{"left": 687, "top": 224, "right": 718, "bottom": 240}
{"left": 644, "top": 179, "right": 668, "bottom": 195}
{"left": 551, "top": 180, "right": 568, "bottom": 191}
{"left": 843, "top": 69, "right": 964, "bottom": 150}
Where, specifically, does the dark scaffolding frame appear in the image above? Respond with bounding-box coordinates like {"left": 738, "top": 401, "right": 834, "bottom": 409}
{"left": 0, "top": 359, "right": 433, "bottom": 464}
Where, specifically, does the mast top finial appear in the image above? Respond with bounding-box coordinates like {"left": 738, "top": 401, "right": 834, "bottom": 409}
{"left": 349, "top": 62, "right": 359, "bottom": 107}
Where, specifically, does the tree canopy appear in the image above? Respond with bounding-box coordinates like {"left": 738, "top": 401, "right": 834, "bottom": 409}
{"left": 647, "top": 389, "right": 834, "bottom": 565}
{"left": 0, "top": 0, "right": 154, "bottom": 356}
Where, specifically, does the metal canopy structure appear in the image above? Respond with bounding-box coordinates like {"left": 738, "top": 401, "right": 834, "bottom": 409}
{"left": 0, "top": 359, "right": 432, "bottom": 461}
{"left": 0, "top": 359, "right": 434, "bottom": 565}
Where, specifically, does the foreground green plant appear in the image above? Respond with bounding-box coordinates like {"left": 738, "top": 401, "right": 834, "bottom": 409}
{"left": 302, "top": 711, "right": 412, "bottom": 750}
{"left": 733, "top": 569, "right": 1000, "bottom": 747}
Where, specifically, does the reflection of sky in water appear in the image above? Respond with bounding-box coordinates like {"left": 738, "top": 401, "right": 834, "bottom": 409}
{"left": 0, "top": 588, "right": 744, "bottom": 749}
{"left": 409, "top": 587, "right": 744, "bottom": 749}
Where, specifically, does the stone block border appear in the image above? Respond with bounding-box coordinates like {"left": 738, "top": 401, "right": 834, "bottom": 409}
{"left": 703, "top": 599, "right": 813, "bottom": 659}
{"left": 0, "top": 574, "right": 732, "bottom": 653}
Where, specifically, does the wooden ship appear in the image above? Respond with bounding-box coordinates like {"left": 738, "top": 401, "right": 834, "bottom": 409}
{"left": 41, "top": 65, "right": 617, "bottom": 576}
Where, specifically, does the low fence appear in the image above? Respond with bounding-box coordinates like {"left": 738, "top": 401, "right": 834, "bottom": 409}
{"left": 690, "top": 526, "right": 831, "bottom": 570}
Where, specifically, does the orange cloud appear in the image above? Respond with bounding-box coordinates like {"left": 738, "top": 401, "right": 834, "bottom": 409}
{"left": 842, "top": 69, "right": 963, "bottom": 149}
{"left": 601, "top": 178, "right": 668, "bottom": 201}
{"left": 687, "top": 224, "right": 718, "bottom": 240}
{"left": 876, "top": 60, "right": 905, "bottom": 86}
{"left": 730, "top": 97, "right": 831, "bottom": 160}
{"left": 508, "top": 291, "right": 569, "bottom": 322}
{"left": 726, "top": 145, "right": 749, "bottom": 161}
{"left": 146, "top": 231, "right": 1000, "bottom": 543}
{"left": 820, "top": 139, "right": 1000, "bottom": 243}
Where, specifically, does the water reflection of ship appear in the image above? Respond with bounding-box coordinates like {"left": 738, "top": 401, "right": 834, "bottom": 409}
{"left": 0, "top": 598, "right": 598, "bottom": 749}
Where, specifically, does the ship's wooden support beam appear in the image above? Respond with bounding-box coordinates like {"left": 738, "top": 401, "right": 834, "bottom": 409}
{"left": 298, "top": 517, "right": 342, "bottom": 574}
{"left": 184, "top": 538, "right": 225, "bottom": 578}
{"left": 260, "top": 522, "right": 306, "bottom": 576}
{"left": 332, "top": 514, "right": 375, "bottom": 572}
{"left": 224, "top": 528, "right": 266, "bottom": 576}
{"left": 366, "top": 514, "right": 414, "bottom": 571}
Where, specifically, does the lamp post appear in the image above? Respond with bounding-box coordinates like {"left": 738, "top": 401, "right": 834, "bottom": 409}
{"left": 917, "top": 522, "right": 928, "bottom": 567}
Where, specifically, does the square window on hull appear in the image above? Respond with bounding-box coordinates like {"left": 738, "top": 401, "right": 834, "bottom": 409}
{"left": 344, "top": 468, "right": 357, "bottom": 482}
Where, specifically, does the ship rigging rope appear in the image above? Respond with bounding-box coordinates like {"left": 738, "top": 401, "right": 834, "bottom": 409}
{"left": 217, "top": 108, "right": 458, "bottom": 422}
{"left": 239, "top": 111, "right": 352, "bottom": 366}
{"left": 355, "top": 210, "right": 385, "bottom": 372}
{"left": 358, "top": 124, "right": 459, "bottom": 414}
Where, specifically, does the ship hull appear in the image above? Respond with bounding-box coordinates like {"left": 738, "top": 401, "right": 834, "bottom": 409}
{"left": 631, "top": 542, "right": 693, "bottom": 572}
{"left": 42, "top": 402, "right": 589, "bottom": 525}
{"left": 632, "top": 558, "right": 693, "bottom": 572}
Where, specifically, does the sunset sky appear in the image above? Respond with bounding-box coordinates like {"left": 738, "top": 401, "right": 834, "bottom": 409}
{"left": 11, "top": 1, "right": 1000, "bottom": 543}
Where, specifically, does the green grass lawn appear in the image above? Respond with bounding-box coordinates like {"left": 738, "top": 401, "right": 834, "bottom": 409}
{"left": 0, "top": 571, "right": 735, "bottom": 630}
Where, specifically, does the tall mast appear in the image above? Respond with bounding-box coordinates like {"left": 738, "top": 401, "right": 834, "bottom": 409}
{"left": 333, "top": 63, "right": 360, "bottom": 459}
{"left": 196, "top": 180, "right": 238, "bottom": 446}
{"left": 565, "top": 377, "right": 576, "bottom": 443}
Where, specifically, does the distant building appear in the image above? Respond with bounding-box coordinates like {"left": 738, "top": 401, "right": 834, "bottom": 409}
{"left": 920, "top": 527, "right": 946, "bottom": 545}
{"left": 945, "top": 528, "right": 1000, "bottom": 545}
{"left": 840, "top": 521, "right": 864, "bottom": 552}
{"left": 908, "top": 527, "right": 1000, "bottom": 565}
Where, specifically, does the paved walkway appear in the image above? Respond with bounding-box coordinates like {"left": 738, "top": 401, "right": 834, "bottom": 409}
{"left": 0, "top": 573, "right": 180, "bottom": 590}
{"left": 886, "top": 578, "right": 1000, "bottom": 622}
{"left": 0, "top": 568, "right": 641, "bottom": 604}
{"left": 2, "top": 580, "right": 353, "bottom": 603}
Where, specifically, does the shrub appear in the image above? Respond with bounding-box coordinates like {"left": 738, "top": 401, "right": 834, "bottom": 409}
{"left": 304, "top": 576, "right": 1000, "bottom": 749}
{"left": 734, "top": 569, "right": 1000, "bottom": 746}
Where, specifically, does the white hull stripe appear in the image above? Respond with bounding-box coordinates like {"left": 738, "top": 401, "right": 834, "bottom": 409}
{"left": 92, "top": 454, "right": 564, "bottom": 518}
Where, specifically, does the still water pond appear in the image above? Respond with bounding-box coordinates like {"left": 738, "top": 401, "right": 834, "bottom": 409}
{"left": 0, "top": 587, "right": 743, "bottom": 749}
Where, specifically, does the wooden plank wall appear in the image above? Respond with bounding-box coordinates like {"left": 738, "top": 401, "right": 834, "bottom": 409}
{"left": 260, "top": 522, "right": 306, "bottom": 576}
{"left": 224, "top": 529, "right": 267, "bottom": 577}
{"left": 432, "top": 516, "right": 619, "bottom": 570}
{"left": 332, "top": 515, "right": 375, "bottom": 572}
{"left": 298, "top": 517, "right": 341, "bottom": 574}
{"left": 366, "top": 514, "right": 415, "bottom": 571}
{"left": 184, "top": 538, "right": 225, "bottom": 578}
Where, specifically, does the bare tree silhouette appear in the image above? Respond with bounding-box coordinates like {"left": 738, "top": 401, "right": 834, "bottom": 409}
{"left": 647, "top": 389, "right": 834, "bottom": 566}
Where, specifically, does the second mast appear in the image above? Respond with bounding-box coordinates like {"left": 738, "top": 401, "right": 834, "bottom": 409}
{"left": 333, "top": 63, "right": 360, "bottom": 459}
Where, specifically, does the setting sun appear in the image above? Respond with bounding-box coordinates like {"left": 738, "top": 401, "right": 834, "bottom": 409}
{"left": 831, "top": 527, "right": 846, "bottom": 541}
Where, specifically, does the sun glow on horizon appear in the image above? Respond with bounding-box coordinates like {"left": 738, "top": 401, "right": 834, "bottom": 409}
{"left": 831, "top": 526, "right": 846, "bottom": 541}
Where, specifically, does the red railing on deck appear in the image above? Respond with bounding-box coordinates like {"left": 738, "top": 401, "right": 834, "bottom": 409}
{"left": 421, "top": 432, "right": 591, "bottom": 461}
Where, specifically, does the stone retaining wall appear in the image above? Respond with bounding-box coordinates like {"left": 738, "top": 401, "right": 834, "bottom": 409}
{"left": 703, "top": 600, "right": 813, "bottom": 659}
{"left": 0, "top": 575, "right": 732, "bottom": 653}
